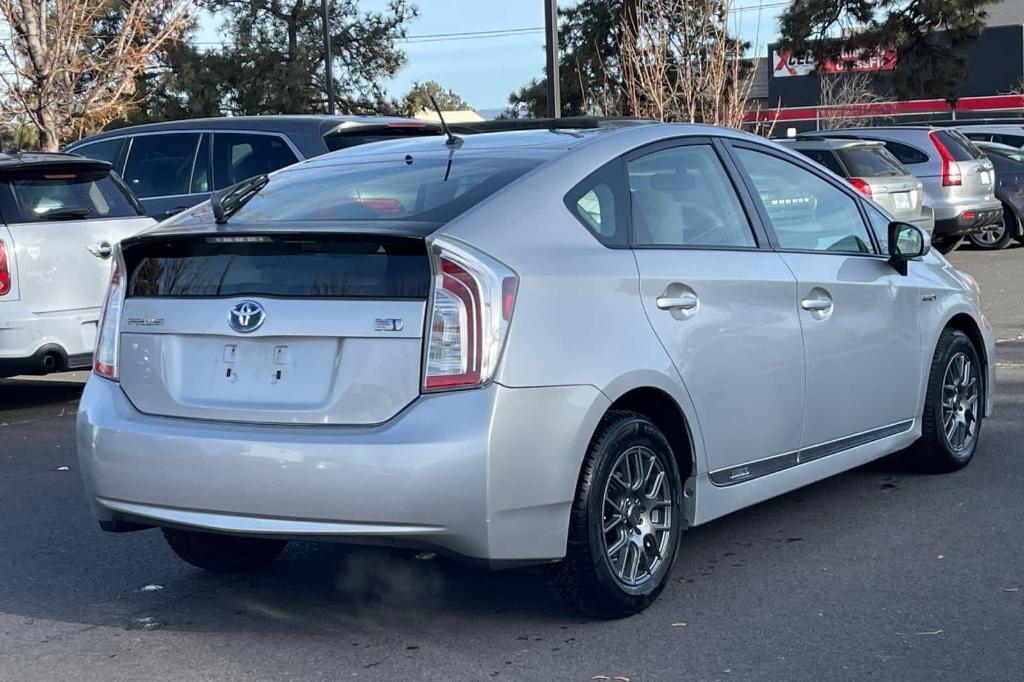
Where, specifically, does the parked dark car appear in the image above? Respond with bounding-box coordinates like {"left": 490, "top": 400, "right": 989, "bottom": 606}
{"left": 63, "top": 116, "right": 444, "bottom": 219}
{"left": 971, "top": 140, "right": 1024, "bottom": 249}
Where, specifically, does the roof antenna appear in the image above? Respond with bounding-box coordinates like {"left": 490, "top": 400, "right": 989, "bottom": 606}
{"left": 430, "top": 95, "right": 463, "bottom": 149}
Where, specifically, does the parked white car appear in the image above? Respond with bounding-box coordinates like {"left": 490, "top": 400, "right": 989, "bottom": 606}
{"left": 0, "top": 153, "right": 153, "bottom": 377}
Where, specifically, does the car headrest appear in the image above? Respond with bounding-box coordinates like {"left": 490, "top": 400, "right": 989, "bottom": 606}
{"left": 649, "top": 171, "right": 696, "bottom": 192}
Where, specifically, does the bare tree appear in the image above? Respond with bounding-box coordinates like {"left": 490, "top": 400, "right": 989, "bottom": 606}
{"left": 818, "top": 72, "right": 891, "bottom": 129}
{"left": 619, "top": 0, "right": 755, "bottom": 128}
{"left": 0, "top": 0, "right": 192, "bottom": 151}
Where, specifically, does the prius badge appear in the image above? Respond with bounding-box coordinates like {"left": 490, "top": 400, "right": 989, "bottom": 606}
{"left": 229, "top": 300, "right": 266, "bottom": 333}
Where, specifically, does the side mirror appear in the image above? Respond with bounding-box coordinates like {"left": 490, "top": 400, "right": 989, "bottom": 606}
{"left": 887, "top": 221, "right": 930, "bottom": 276}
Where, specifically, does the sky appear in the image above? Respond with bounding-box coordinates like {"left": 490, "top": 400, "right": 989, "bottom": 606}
{"left": 197, "top": 1, "right": 789, "bottom": 113}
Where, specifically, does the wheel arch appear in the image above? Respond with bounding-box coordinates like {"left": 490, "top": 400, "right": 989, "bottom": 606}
{"left": 941, "top": 312, "right": 990, "bottom": 413}
{"left": 591, "top": 384, "right": 700, "bottom": 527}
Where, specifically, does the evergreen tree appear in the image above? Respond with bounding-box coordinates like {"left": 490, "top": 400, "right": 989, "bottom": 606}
{"left": 778, "top": 0, "right": 994, "bottom": 102}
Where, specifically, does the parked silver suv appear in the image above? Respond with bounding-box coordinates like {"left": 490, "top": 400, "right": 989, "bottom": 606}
{"left": 77, "top": 125, "right": 995, "bottom": 617}
{"left": 809, "top": 127, "right": 1001, "bottom": 253}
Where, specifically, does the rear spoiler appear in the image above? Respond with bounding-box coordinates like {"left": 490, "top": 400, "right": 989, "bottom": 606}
{"left": 0, "top": 156, "right": 113, "bottom": 176}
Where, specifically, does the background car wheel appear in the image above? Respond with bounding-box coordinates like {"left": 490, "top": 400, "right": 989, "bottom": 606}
{"left": 549, "top": 411, "right": 685, "bottom": 618}
{"left": 162, "top": 528, "right": 286, "bottom": 572}
{"left": 967, "top": 215, "right": 1013, "bottom": 250}
{"left": 907, "top": 329, "right": 983, "bottom": 473}
{"left": 933, "top": 236, "right": 964, "bottom": 255}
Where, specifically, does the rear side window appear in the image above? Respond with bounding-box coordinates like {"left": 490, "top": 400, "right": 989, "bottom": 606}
{"left": 125, "top": 235, "right": 430, "bottom": 298}
{"left": 324, "top": 127, "right": 441, "bottom": 152}
{"left": 836, "top": 146, "right": 907, "bottom": 177}
{"left": 212, "top": 133, "right": 299, "bottom": 190}
{"left": 794, "top": 149, "right": 846, "bottom": 175}
{"left": 190, "top": 155, "right": 543, "bottom": 224}
{"left": 881, "top": 141, "right": 930, "bottom": 165}
{"left": 991, "top": 133, "right": 1024, "bottom": 149}
{"left": 123, "top": 133, "right": 200, "bottom": 198}
{"left": 934, "top": 130, "right": 983, "bottom": 161}
{"left": 0, "top": 168, "right": 142, "bottom": 223}
{"left": 71, "top": 138, "right": 126, "bottom": 171}
{"left": 564, "top": 160, "right": 628, "bottom": 246}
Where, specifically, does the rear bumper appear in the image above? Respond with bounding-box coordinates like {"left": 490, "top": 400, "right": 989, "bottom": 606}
{"left": 0, "top": 302, "right": 97, "bottom": 376}
{"left": 75, "top": 376, "right": 609, "bottom": 563}
{"left": 905, "top": 207, "right": 935, "bottom": 235}
{"left": 933, "top": 206, "right": 1003, "bottom": 239}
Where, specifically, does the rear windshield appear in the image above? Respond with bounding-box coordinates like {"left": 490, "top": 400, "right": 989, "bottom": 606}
{"left": 794, "top": 149, "right": 846, "bottom": 175}
{"left": 324, "top": 127, "right": 441, "bottom": 152}
{"left": 125, "top": 235, "right": 430, "bottom": 299}
{"left": 836, "top": 146, "right": 907, "bottom": 177}
{"left": 934, "top": 130, "right": 984, "bottom": 161}
{"left": 0, "top": 168, "right": 142, "bottom": 223}
{"left": 208, "top": 155, "right": 544, "bottom": 224}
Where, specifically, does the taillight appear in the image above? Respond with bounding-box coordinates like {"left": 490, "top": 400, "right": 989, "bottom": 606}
{"left": 847, "top": 177, "right": 872, "bottom": 198}
{"left": 930, "top": 132, "right": 962, "bottom": 187}
{"left": 0, "top": 241, "right": 10, "bottom": 296}
{"left": 423, "top": 237, "right": 517, "bottom": 391}
{"left": 94, "top": 260, "right": 125, "bottom": 380}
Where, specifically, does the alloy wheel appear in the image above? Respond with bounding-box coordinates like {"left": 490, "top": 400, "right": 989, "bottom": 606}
{"left": 601, "top": 446, "right": 673, "bottom": 587}
{"left": 941, "top": 351, "right": 980, "bottom": 454}
{"left": 972, "top": 223, "right": 1006, "bottom": 246}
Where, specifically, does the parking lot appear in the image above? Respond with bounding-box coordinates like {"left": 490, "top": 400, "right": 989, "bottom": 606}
{"left": 1, "top": 246, "right": 1022, "bottom": 682}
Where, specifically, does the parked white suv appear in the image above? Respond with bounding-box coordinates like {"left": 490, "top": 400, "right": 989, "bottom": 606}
{"left": 0, "top": 153, "right": 153, "bottom": 376}
{"left": 77, "top": 125, "right": 994, "bottom": 617}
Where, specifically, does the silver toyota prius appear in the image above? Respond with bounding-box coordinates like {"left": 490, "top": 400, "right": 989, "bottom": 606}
{"left": 76, "top": 123, "right": 995, "bottom": 618}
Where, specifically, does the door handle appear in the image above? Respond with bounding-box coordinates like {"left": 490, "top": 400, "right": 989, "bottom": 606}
{"left": 800, "top": 297, "right": 832, "bottom": 311}
{"left": 86, "top": 241, "right": 112, "bottom": 259}
{"left": 657, "top": 294, "right": 699, "bottom": 311}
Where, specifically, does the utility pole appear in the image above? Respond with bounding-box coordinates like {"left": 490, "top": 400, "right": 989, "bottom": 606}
{"left": 321, "top": 0, "right": 335, "bottom": 115}
{"left": 544, "top": 0, "right": 560, "bottom": 118}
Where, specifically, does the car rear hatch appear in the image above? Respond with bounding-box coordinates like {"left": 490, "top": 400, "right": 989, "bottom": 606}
{"left": 930, "top": 129, "right": 996, "bottom": 200}
{"left": 833, "top": 143, "right": 924, "bottom": 221}
{"left": 865, "top": 176, "right": 924, "bottom": 221}
{"left": 116, "top": 231, "right": 430, "bottom": 426}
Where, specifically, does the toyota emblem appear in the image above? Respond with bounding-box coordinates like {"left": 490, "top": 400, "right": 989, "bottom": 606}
{"left": 228, "top": 300, "right": 266, "bottom": 333}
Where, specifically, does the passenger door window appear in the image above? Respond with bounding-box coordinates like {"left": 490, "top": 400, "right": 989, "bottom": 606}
{"left": 733, "top": 147, "right": 875, "bottom": 254}
{"left": 212, "top": 133, "right": 299, "bottom": 190}
{"left": 627, "top": 144, "right": 756, "bottom": 248}
{"left": 122, "top": 133, "right": 201, "bottom": 198}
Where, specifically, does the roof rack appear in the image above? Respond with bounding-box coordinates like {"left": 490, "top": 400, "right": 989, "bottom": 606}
{"left": 449, "top": 116, "right": 651, "bottom": 134}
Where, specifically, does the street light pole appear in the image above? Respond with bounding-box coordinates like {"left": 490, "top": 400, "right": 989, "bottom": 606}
{"left": 321, "top": 0, "right": 335, "bottom": 115}
{"left": 544, "top": 0, "right": 560, "bottom": 118}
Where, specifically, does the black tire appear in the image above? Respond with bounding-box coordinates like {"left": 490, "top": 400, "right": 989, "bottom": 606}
{"left": 906, "top": 329, "right": 984, "bottom": 473}
{"left": 933, "top": 236, "right": 964, "bottom": 255}
{"left": 967, "top": 211, "right": 1014, "bottom": 250}
{"left": 549, "top": 411, "right": 685, "bottom": 618}
{"left": 161, "top": 528, "right": 286, "bottom": 572}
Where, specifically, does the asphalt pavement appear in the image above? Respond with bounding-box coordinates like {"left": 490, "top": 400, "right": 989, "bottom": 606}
{"left": 2, "top": 247, "right": 1023, "bottom": 681}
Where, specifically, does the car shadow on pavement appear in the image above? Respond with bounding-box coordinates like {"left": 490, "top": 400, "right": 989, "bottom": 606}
{"left": 0, "top": 376, "right": 85, "bottom": 413}
{"left": 3, "top": 375, "right": 1021, "bottom": 642}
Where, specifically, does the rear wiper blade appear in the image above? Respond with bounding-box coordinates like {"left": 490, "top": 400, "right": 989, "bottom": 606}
{"left": 36, "top": 207, "right": 90, "bottom": 220}
{"left": 211, "top": 174, "right": 269, "bottom": 224}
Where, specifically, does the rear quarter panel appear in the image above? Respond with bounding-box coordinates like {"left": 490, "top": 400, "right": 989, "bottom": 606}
{"left": 438, "top": 126, "right": 714, "bottom": 476}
